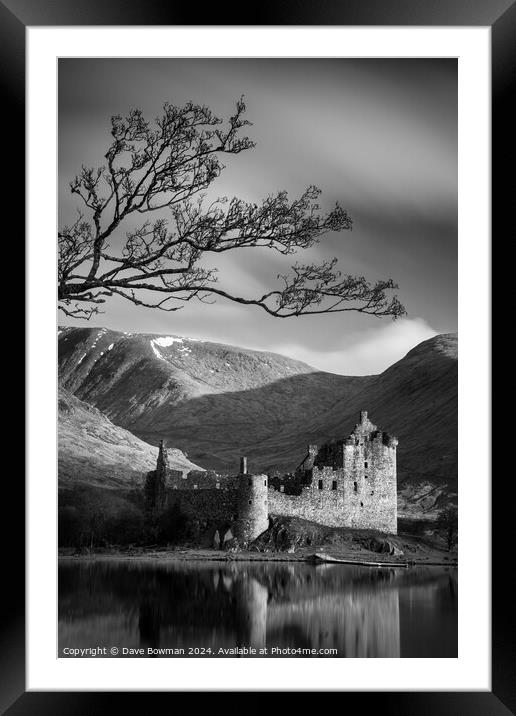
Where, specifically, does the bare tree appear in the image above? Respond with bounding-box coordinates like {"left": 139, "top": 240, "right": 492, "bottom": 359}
{"left": 58, "top": 98, "right": 406, "bottom": 320}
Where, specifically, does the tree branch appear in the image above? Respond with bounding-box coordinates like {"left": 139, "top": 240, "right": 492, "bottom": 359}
{"left": 59, "top": 97, "right": 406, "bottom": 322}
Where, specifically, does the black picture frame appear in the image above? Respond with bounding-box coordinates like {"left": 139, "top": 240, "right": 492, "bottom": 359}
{"left": 5, "top": 0, "right": 510, "bottom": 711}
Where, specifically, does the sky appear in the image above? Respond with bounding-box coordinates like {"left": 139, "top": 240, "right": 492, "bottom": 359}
{"left": 58, "top": 58, "right": 457, "bottom": 375}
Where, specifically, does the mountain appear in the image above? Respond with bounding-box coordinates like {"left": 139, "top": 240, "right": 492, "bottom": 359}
{"left": 58, "top": 326, "right": 369, "bottom": 471}
{"left": 58, "top": 386, "right": 203, "bottom": 489}
{"left": 58, "top": 327, "right": 457, "bottom": 517}
{"left": 254, "top": 333, "right": 457, "bottom": 480}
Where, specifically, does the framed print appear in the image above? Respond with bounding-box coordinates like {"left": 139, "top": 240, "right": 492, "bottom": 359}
{"left": 4, "top": 0, "right": 512, "bottom": 710}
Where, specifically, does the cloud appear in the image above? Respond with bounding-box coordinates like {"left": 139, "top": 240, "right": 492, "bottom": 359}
{"left": 274, "top": 318, "right": 438, "bottom": 375}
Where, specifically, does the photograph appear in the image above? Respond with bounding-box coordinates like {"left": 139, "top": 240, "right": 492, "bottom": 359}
{"left": 57, "top": 57, "right": 458, "bottom": 659}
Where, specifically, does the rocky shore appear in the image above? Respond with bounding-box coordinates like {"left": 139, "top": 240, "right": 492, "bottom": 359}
{"left": 59, "top": 515, "right": 457, "bottom": 567}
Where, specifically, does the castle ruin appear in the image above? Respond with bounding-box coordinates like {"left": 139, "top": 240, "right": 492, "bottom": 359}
{"left": 144, "top": 411, "right": 398, "bottom": 540}
{"left": 269, "top": 411, "right": 398, "bottom": 533}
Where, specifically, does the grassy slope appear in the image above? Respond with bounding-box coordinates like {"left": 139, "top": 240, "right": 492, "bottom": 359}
{"left": 58, "top": 387, "right": 203, "bottom": 489}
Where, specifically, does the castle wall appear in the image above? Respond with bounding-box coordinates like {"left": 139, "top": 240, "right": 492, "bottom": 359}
{"left": 165, "top": 488, "right": 237, "bottom": 522}
{"left": 269, "top": 434, "right": 397, "bottom": 533}
{"left": 165, "top": 470, "right": 236, "bottom": 491}
{"left": 268, "top": 487, "right": 347, "bottom": 527}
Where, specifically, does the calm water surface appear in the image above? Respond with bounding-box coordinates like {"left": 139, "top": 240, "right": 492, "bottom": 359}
{"left": 59, "top": 560, "right": 457, "bottom": 658}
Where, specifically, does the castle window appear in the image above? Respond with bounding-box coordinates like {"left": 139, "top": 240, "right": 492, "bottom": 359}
{"left": 360, "top": 501, "right": 364, "bottom": 507}
{"left": 280, "top": 485, "right": 284, "bottom": 492}
{"left": 264, "top": 479, "right": 267, "bottom": 486}
{"left": 365, "top": 475, "right": 368, "bottom": 479}
{"left": 364, "top": 461, "right": 368, "bottom": 468}
{"left": 332, "top": 480, "right": 337, "bottom": 490}
{"left": 318, "top": 480, "right": 323, "bottom": 490}
{"left": 248, "top": 500, "right": 252, "bottom": 505}
{"left": 354, "top": 481, "right": 358, "bottom": 492}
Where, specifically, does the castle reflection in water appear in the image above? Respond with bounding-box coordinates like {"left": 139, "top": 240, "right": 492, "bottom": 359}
{"left": 59, "top": 561, "right": 457, "bottom": 658}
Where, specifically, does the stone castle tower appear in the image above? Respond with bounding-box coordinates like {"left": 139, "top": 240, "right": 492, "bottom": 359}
{"left": 233, "top": 457, "right": 269, "bottom": 544}
{"left": 341, "top": 411, "right": 398, "bottom": 533}
{"left": 144, "top": 439, "right": 168, "bottom": 513}
{"left": 291, "top": 410, "right": 398, "bottom": 533}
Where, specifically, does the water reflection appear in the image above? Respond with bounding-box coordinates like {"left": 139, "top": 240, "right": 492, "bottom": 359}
{"left": 59, "top": 560, "right": 457, "bottom": 658}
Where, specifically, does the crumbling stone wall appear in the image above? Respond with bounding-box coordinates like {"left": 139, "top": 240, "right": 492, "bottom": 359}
{"left": 166, "top": 470, "right": 237, "bottom": 490}
{"left": 167, "top": 469, "right": 226, "bottom": 491}
{"left": 268, "top": 471, "right": 396, "bottom": 533}
{"left": 270, "top": 412, "right": 398, "bottom": 534}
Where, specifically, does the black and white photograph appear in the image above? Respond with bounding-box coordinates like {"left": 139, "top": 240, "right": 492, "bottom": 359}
{"left": 57, "top": 57, "right": 458, "bottom": 659}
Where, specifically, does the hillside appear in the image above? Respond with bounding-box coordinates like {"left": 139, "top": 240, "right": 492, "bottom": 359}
{"left": 255, "top": 334, "right": 457, "bottom": 478}
{"left": 58, "top": 326, "right": 370, "bottom": 471}
{"left": 58, "top": 327, "right": 457, "bottom": 517}
{"left": 58, "top": 386, "right": 203, "bottom": 489}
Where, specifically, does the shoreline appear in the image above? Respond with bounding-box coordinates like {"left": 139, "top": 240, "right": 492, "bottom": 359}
{"left": 58, "top": 549, "right": 457, "bottom": 568}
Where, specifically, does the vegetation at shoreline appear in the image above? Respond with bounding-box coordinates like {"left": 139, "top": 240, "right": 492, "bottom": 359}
{"left": 58, "top": 484, "right": 456, "bottom": 567}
